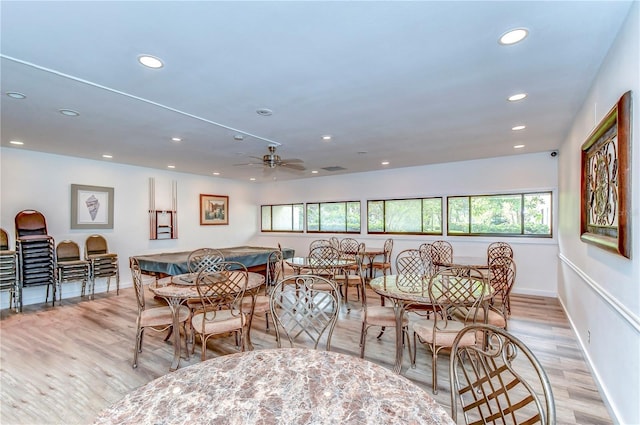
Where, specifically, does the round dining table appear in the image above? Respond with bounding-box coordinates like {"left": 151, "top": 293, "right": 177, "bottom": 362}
{"left": 149, "top": 271, "right": 265, "bottom": 371}
{"left": 93, "top": 348, "right": 455, "bottom": 425}
{"left": 285, "top": 256, "right": 355, "bottom": 275}
{"left": 369, "top": 273, "right": 492, "bottom": 373}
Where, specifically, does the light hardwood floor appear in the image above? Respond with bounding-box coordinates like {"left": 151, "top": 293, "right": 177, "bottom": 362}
{"left": 0, "top": 286, "right": 612, "bottom": 424}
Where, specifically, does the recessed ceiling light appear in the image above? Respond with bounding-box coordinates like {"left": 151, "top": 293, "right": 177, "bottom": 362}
{"left": 59, "top": 109, "right": 79, "bottom": 117}
{"left": 512, "top": 125, "right": 526, "bottom": 131}
{"left": 250, "top": 177, "right": 256, "bottom": 181}
{"left": 256, "top": 108, "right": 273, "bottom": 116}
{"left": 322, "top": 135, "right": 332, "bottom": 141}
{"left": 138, "top": 55, "right": 163, "bottom": 69}
{"left": 6, "top": 92, "right": 26, "bottom": 99}
{"left": 9, "top": 140, "right": 24, "bottom": 145}
{"left": 167, "top": 165, "right": 175, "bottom": 169}
{"left": 508, "top": 93, "right": 527, "bottom": 102}
{"left": 234, "top": 135, "right": 244, "bottom": 141}
{"left": 311, "top": 170, "right": 319, "bottom": 174}
{"left": 499, "top": 28, "right": 528, "bottom": 45}
{"left": 171, "top": 137, "right": 182, "bottom": 142}
{"left": 357, "top": 151, "right": 368, "bottom": 155}
{"left": 212, "top": 172, "right": 220, "bottom": 176}
{"left": 381, "top": 161, "right": 390, "bottom": 165}
{"left": 513, "top": 144, "right": 525, "bottom": 149}
{"left": 102, "top": 154, "right": 113, "bottom": 158}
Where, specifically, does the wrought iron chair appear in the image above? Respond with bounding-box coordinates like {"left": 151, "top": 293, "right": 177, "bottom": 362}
{"left": 130, "top": 257, "right": 190, "bottom": 368}
{"left": 411, "top": 266, "right": 487, "bottom": 394}
{"left": 360, "top": 257, "right": 411, "bottom": 359}
{"left": 55, "top": 240, "right": 91, "bottom": 302}
{"left": 269, "top": 274, "right": 341, "bottom": 350}
{"left": 488, "top": 255, "right": 517, "bottom": 320}
{"left": 187, "top": 248, "right": 225, "bottom": 274}
{"left": 449, "top": 324, "right": 556, "bottom": 425}
{"left": 369, "top": 238, "right": 393, "bottom": 279}
{"left": 85, "top": 234, "right": 119, "bottom": 295}
{"left": 334, "top": 242, "right": 366, "bottom": 309}
{"left": 186, "top": 248, "right": 225, "bottom": 315}
{"left": 191, "top": 262, "right": 249, "bottom": 360}
{"left": 240, "top": 249, "right": 284, "bottom": 332}
{"left": 395, "top": 248, "right": 430, "bottom": 276}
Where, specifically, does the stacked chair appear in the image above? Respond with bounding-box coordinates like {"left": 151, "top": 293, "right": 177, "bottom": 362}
{"left": 0, "top": 228, "right": 18, "bottom": 311}
{"left": 85, "top": 234, "right": 120, "bottom": 295}
{"left": 55, "top": 240, "right": 91, "bottom": 302}
{"left": 15, "top": 210, "right": 56, "bottom": 310}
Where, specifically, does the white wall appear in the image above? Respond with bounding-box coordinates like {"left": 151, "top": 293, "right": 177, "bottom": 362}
{"left": 252, "top": 152, "right": 559, "bottom": 298}
{"left": 0, "top": 148, "right": 259, "bottom": 307}
{"left": 557, "top": 3, "right": 639, "bottom": 424}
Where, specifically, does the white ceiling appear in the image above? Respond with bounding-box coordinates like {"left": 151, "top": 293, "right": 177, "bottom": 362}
{"left": 0, "top": 1, "right": 633, "bottom": 182}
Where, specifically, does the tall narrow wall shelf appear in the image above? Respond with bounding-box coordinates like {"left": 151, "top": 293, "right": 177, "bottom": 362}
{"left": 149, "top": 178, "right": 178, "bottom": 240}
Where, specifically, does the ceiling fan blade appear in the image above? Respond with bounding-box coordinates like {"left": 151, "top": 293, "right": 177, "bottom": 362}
{"left": 279, "top": 158, "right": 304, "bottom": 163}
{"left": 280, "top": 162, "right": 306, "bottom": 171}
{"left": 233, "top": 161, "right": 262, "bottom": 166}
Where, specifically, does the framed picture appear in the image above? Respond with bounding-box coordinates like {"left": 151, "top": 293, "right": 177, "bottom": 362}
{"left": 200, "top": 194, "right": 229, "bottom": 225}
{"left": 70, "top": 184, "right": 114, "bottom": 229}
{"left": 580, "top": 90, "right": 632, "bottom": 258}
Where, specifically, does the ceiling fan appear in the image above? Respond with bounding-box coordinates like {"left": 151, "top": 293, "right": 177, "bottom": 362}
{"left": 234, "top": 145, "right": 306, "bottom": 171}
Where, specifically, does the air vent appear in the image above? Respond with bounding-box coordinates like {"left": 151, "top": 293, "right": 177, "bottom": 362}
{"left": 321, "top": 166, "right": 346, "bottom": 172}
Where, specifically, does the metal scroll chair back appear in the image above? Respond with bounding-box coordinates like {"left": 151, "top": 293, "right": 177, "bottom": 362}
{"left": 487, "top": 242, "right": 514, "bottom": 264}
{"left": 395, "top": 249, "right": 429, "bottom": 277}
{"left": 269, "top": 274, "right": 341, "bottom": 350}
{"left": 266, "top": 249, "right": 284, "bottom": 288}
{"left": 418, "top": 243, "right": 436, "bottom": 276}
{"left": 307, "top": 245, "right": 341, "bottom": 278}
{"left": 429, "top": 240, "right": 453, "bottom": 271}
{"left": 187, "top": 248, "right": 225, "bottom": 273}
{"left": 450, "top": 324, "right": 556, "bottom": 425}
{"left": 489, "top": 256, "right": 516, "bottom": 315}
{"left": 339, "top": 238, "right": 360, "bottom": 259}
{"left": 308, "top": 239, "right": 332, "bottom": 253}
{"left": 192, "top": 262, "right": 249, "bottom": 360}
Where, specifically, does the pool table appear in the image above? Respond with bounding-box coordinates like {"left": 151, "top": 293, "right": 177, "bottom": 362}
{"left": 133, "top": 245, "right": 295, "bottom": 276}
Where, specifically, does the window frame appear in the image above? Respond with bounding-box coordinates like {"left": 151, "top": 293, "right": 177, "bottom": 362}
{"left": 446, "top": 191, "right": 553, "bottom": 237}
{"left": 260, "top": 203, "right": 304, "bottom": 233}
{"left": 306, "top": 200, "right": 361, "bottom": 234}
{"left": 366, "top": 197, "right": 443, "bottom": 235}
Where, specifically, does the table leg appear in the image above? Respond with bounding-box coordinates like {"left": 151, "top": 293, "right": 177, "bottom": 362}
{"left": 392, "top": 300, "right": 405, "bottom": 374}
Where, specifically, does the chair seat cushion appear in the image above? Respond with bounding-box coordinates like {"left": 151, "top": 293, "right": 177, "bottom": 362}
{"left": 240, "top": 295, "right": 270, "bottom": 313}
{"left": 413, "top": 319, "right": 475, "bottom": 347}
{"left": 366, "top": 306, "right": 409, "bottom": 327}
{"left": 140, "top": 305, "right": 189, "bottom": 328}
{"left": 192, "top": 310, "right": 246, "bottom": 335}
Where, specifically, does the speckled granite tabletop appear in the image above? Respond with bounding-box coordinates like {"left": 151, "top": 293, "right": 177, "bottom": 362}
{"left": 94, "top": 348, "right": 455, "bottom": 425}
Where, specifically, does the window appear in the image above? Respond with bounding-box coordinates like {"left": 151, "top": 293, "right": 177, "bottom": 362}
{"left": 261, "top": 204, "right": 304, "bottom": 232}
{"left": 447, "top": 192, "right": 552, "bottom": 236}
{"left": 367, "top": 198, "right": 442, "bottom": 234}
{"left": 306, "top": 201, "right": 360, "bottom": 233}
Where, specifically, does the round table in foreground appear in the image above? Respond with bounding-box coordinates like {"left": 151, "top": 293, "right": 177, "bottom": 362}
{"left": 94, "top": 348, "right": 454, "bottom": 425}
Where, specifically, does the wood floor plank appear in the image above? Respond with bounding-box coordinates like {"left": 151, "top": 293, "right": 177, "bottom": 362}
{"left": 0, "top": 287, "right": 612, "bottom": 424}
